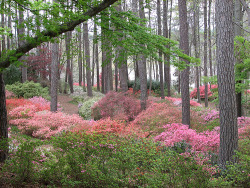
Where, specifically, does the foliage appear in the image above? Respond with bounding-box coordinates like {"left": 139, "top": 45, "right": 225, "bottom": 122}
{"left": 78, "top": 96, "right": 103, "bottom": 120}
{"left": 5, "top": 81, "right": 50, "bottom": 99}
{"left": 2, "top": 64, "right": 21, "bottom": 85}
{"left": 91, "top": 91, "right": 141, "bottom": 121}
{"left": 2, "top": 132, "right": 211, "bottom": 187}
{"left": 234, "top": 36, "right": 250, "bottom": 94}
{"left": 6, "top": 98, "right": 33, "bottom": 112}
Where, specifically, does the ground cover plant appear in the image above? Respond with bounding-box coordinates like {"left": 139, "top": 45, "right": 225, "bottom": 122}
{"left": 1, "top": 89, "right": 250, "bottom": 187}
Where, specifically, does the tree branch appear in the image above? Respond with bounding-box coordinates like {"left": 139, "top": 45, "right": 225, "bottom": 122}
{"left": 0, "top": 0, "right": 118, "bottom": 70}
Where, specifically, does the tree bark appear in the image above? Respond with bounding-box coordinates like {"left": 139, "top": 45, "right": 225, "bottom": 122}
{"left": 216, "top": 0, "right": 238, "bottom": 168}
{"left": 178, "top": 0, "right": 190, "bottom": 126}
{"left": 138, "top": 0, "right": 148, "bottom": 110}
{"left": 78, "top": 26, "right": 82, "bottom": 86}
{"left": 204, "top": 0, "right": 208, "bottom": 107}
{"left": 193, "top": 0, "right": 201, "bottom": 103}
{"left": 50, "top": 41, "right": 59, "bottom": 112}
{"left": 234, "top": 0, "right": 244, "bottom": 117}
{"left": 0, "top": 73, "right": 8, "bottom": 162}
{"left": 157, "top": 0, "right": 164, "bottom": 99}
{"left": 83, "top": 22, "right": 93, "bottom": 97}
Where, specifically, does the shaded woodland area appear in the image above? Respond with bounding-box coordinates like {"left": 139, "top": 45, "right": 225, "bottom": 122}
{"left": 0, "top": 0, "right": 249, "bottom": 187}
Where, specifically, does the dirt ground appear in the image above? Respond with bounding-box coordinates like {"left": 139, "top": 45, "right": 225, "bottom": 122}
{"left": 58, "top": 94, "right": 79, "bottom": 115}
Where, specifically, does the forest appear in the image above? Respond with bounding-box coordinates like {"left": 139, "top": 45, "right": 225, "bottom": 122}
{"left": 0, "top": 0, "right": 249, "bottom": 187}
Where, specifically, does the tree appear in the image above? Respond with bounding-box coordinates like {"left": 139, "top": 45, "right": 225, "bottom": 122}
{"left": 204, "top": 0, "right": 208, "bottom": 107}
{"left": 83, "top": 22, "right": 93, "bottom": 97}
{"left": 157, "top": 0, "right": 164, "bottom": 99}
{"left": 0, "top": 0, "right": 119, "bottom": 163}
{"left": 216, "top": 0, "right": 238, "bottom": 167}
{"left": 50, "top": 41, "right": 59, "bottom": 112}
{"left": 178, "top": 0, "right": 190, "bottom": 126}
{"left": 138, "top": 0, "right": 148, "bottom": 110}
{"left": 234, "top": 0, "right": 244, "bottom": 117}
{"left": 193, "top": 0, "right": 201, "bottom": 103}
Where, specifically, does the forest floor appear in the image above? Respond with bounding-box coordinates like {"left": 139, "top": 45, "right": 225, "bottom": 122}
{"left": 58, "top": 94, "right": 78, "bottom": 115}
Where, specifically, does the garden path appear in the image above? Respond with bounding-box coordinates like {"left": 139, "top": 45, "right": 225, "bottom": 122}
{"left": 58, "top": 94, "right": 78, "bottom": 115}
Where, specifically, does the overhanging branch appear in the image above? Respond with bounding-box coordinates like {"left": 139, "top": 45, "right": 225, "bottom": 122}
{"left": 0, "top": 0, "right": 118, "bottom": 70}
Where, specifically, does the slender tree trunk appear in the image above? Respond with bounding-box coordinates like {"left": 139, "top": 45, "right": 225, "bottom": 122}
{"left": 208, "top": 0, "right": 213, "bottom": 78}
{"left": 0, "top": 73, "right": 8, "bottom": 162}
{"left": 96, "top": 41, "right": 100, "bottom": 91}
{"left": 78, "top": 26, "right": 82, "bottom": 86}
{"left": 163, "top": 0, "right": 171, "bottom": 97}
{"left": 82, "top": 35, "right": 86, "bottom": 91}
{"left": 92, "top": 22, "right": 97, "bottom": 86}
{"left": 18, "top": 7, "right": 27, "bottom": 83}
{"left": 138, "top": 0, "right": 148, "bottom": 110}
{"left": 178, "top": 0, "right": 190, "bottom": 126}
{"left": 234, "top": 0, "right": 243, "bottom": 117}
{"left": 157, "top": 0, "right": 164, "bottom": 99}
{"left": 50, "top": 41, "right": 59, "bottom": 112}
{"left": 83, "top": 22, "right": 93, "bottom": 97}
{"left": 194, "top": 0, "right": 201, "bottom": 103}
{"left": 216, "top": 0, "right": 238, "bottom": 168}
{"left": 204, "top": 0, "right": 208, "bottom": 107}
{"left": 65, "top": 32, "right": 73, "bottom": 94}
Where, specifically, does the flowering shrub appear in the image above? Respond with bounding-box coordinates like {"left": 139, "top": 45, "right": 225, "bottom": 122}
{"left": 5, "top": 90, "right": 16, "bottom": 99}
{"left": 190, "top": 85, "right": 218, "bottom": 99}
{"left": 132, "top": 102, "right": 182, "bottom": 134}
{"left": 28, "top": 96, "right": 62, "bottom": 111}
{"left": 91, "top": 91, "right": 141, "bottom": 121}
{"left": 165, "top": 97, "right": 202, "bottom": 107}
{"left": 9, "top": 111, "right": 90, "bottom": 139}
{"left": 201, "top": 109, "right": 220, "bottom": 122}
{"left": 154, "top": 123, "right": 220, "bottom": 153}
{"left": 8, "top": 105, "right": 39, "bottom": 119}
{"left": 6, "top": 98, "right": 33, "bottom": 112}
{"left": 90, "top": 118, "right": 126, "bottom": 135}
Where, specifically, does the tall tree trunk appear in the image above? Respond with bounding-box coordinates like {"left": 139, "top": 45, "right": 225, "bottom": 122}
{"left": 178, "top": 0, "right": 190, "bottom": 126}
{"left": 18, "top": 7, "right": 27, "bottom": 83}
{"left": 163, "top": 0, "right": 171, "bottom": 97}
{"left": 82, "top": 35, "right": 86, "bottom": 91}
{"left": 0, "top": 73, "right": 8, "bottom": 162}
{"left": 92, "top": 22, "right": 97, "bottom": 86}
{"left": 234, "top": 0, "right": 244, "bottom": 117}
{"left": 65, "top": 32, "right": 73, "bottom": 94}
{"left": 204, "top": 0, "right": 208, "bottom": 107}
{"left": 208, "top": 0, "right": 213, "bottom": 78}
{"left": 83, "top": 22, "right": 93, "bottom": 97}
{"left": 50, "top": 41, "right": 59, "bottom": 112}
{"left": 96, "top": 41, "right": 100, "bottom": 91}
{"left": 216, "top": 0, "right": 238, "bottom": 168}
{"left": 138, "top": 0, "right": 148, "bottom": 110}
{"left": 194, "top": 0, "right": 201, "bottom": 103}
{"left": 157, "top": 0, "right": 164, "bottom": 99}
{"left": 78, "top": 26, "right": 82, "bottom": 86}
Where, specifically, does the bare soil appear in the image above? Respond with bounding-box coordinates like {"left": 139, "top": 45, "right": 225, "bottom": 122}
{"left": 58, "top": 94, "right": 78, "bottom": 115}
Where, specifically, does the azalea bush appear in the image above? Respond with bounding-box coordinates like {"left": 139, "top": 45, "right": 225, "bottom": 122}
{"left": 165, "top": 96, "right": 202, "bottom": 107}
{"left": 9, "top": 111, "right": 91, "bottom": 139}
{"left": 91, "top": 91, "right": 141, "bottom": 121}
{"left": 154, "top": 123, "right": 220, "bottom": 153}
{"left": 6, "top": 98, "right": 33, "bottom": 112}
{"left": 190, "top": 85, "right": 218, "bottom": 99}
{"left": 5, "top": 90, "right": 16, "bottom": 99}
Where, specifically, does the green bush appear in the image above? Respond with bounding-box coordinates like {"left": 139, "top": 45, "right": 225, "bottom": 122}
{"left": 2, "top": 132, "right": 211, "bottom": 187}
{"left": 78, "top": 96, "right": 103, "bottom": 120}
{"left": 5, "top": 81, "right": 50, "bottom": 99}
{"left": 3, "top": 64, "right": 21, "bottom": 85}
